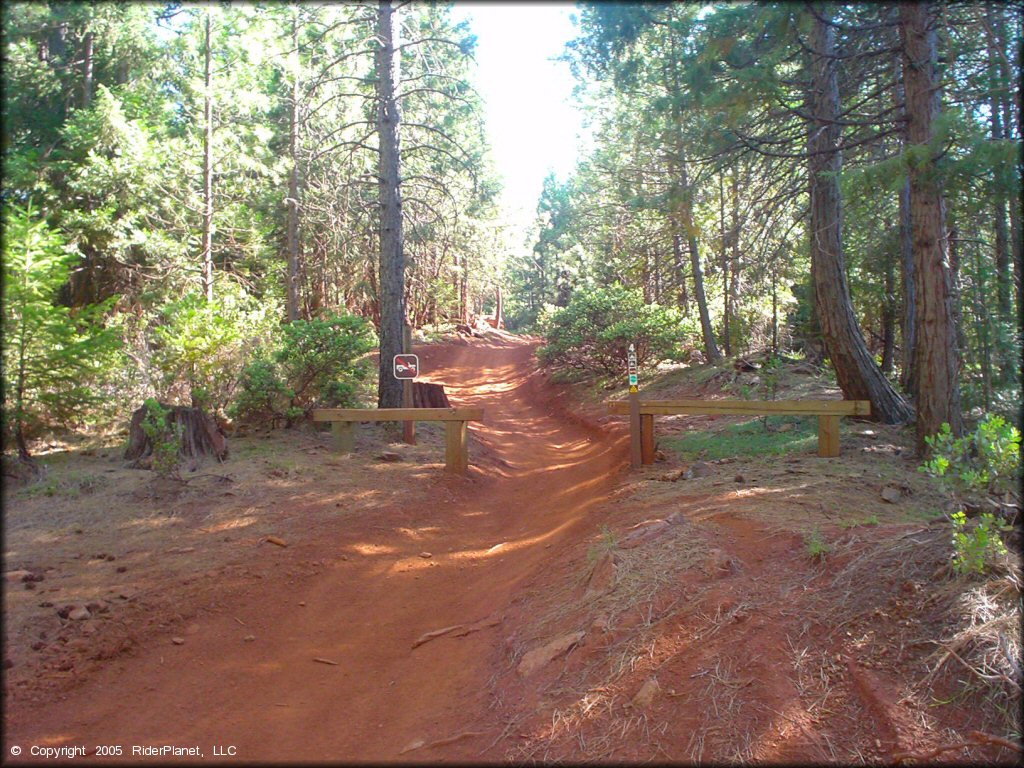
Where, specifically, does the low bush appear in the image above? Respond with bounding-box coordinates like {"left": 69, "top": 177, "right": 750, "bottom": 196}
{"left": 537, "top": 284, "right": 692, "bottom": 375}
{"left": 921, "top": 414, "right": 1021, "bottom": 575}
{"left": 230, "top": 314, "right": 376, "bottom": 427}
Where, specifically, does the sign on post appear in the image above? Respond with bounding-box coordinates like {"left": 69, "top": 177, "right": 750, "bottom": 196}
{"left": 393, "top": 354, "right": 419, "bottom": 380}
{"left": 627, "top": 344, "right": 641, "bottom": 468}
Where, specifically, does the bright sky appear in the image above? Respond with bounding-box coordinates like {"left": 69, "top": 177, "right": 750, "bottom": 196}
{"left": 448, "top": 3, "right": 586, "bottom": 233}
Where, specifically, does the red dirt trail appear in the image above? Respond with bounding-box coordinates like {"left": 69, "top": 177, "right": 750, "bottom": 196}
{"left": 6, "top": 335, "right": 628, "bottom": 762}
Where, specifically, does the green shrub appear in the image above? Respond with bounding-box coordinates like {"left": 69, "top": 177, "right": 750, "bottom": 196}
{"left": 804, "top": 528, "right": 830, "bottom": 560}
{"left": 140, "top": 399, "right": 182, "bottom": 480}
{"left": 921, "top": 415, "right": 1021, "bottom": 499}
{"left": 921, "top": 415, "right": 1020, "bottom": 575}
{"left": 148, "top": 285, "right": 278, "bottom": 412}
{"left": 949, "top": 510, "right": 1010, "bottom": 575}
{"left": 230, "top": 314, "right": 376, "bottom": 426}
{"left": 537, "top": 284, "right": 692, "bottom": 375}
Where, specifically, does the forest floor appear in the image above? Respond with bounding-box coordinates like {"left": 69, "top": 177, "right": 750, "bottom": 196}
{"left": 3, "top": 333, "right": 1020, "bottom": 764}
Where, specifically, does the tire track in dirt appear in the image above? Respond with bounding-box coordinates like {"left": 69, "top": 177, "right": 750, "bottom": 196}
{"left": 5, "top": 335, "right": 628, "bottom": 762}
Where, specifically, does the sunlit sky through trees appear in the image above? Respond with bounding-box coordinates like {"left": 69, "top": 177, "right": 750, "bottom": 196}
{"left": 450, "top": 3, "right": 587, "bottom": 233}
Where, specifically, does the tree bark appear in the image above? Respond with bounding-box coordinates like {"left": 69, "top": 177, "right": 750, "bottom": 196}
{"left": 286, "top": 7, "right": 301, "bottom": 323}
{"left": 672, "top": 232, "right": 690, "bottom": 317}
{"left": 719, "top": 171, "right": 731, "bottom": 356}
{"left": 991, "top": 4, "right": 1022, "bottom": 314}
{"left": 985, "top": 2, "right": 1012, "bottom": 383}
{"left": 81, "top": 30, "right": 94, "bottom": 109}
{"left": 679, "top": 162, "right": 720, "bottom": 362}
{"left": 201, "top": 11, "right": 214, "bottom": 302}
{"left": 900, "top": 1, "right": 964, "bottom": 450}
{"left": 808, "top": 6, "right": 911, "bottom": 424}
{"left": 881, "top": 240, "right": 896, "bottom": 376}
{"left": 729, "top": 167, "right": 742, "bottom": 352}
{"left": 376, "top": 0, "right": 406, "bottom": 409}
{"left": 899, "top": 176, "right": 917, "bottom": 395}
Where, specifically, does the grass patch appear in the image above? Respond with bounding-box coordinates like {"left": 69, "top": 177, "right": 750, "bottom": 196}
{"left": 17, "top": 471, "right": 102, "bottom": 499}
{"left": 663, "top": 416, "right": 818, "bottom": 460}
{"left": 840, "top": 514, "right": 880, "bottom": 529}
{"left": 803, "top": 528, "right": 830, "bottom": 559}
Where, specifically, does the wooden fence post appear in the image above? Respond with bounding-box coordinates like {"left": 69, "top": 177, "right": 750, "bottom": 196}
{"left": 640, "top": 414, "right": 656, "bottom": 464}
{"left": 818, "top": 415, "right": 840, "bottom": 457}
{"left": 445, "top": 420, "right": 468, "bottom": 475}
{"left": 402, "top": 324, "right": 415, "bottom": 445}
{"left": 333, "top": 421, "right": 355, "bottom": 453}
{"left": 629, "top": 390, "right": 642, "bottom": 469}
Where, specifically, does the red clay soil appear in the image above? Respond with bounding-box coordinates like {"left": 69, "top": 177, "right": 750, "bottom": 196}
{"left": 4, "top": 335, "right": 628, "bottom": 763}
{"left": 5, "top": 335, "right": 1015, "bottom": 764}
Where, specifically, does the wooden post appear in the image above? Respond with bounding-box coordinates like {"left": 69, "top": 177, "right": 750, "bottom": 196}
{"left": 333, "top": 421, "right": 355, "bottom": 453}
{"left": 629, "top": 390, "right": 642, "bottom": 469}
{"left": 818, "top": 415, "right": 840, "bottom": 458}
{"left": 445, "top": 420, "right": 468, "bottom": 475}
{"left": 640, "top": 414, "right": 655, "bottom": 464}
{"left": 402, "top": 324, "right": 415, "bottom": 445}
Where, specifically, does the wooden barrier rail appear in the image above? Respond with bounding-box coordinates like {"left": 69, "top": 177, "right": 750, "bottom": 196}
{"left": 312, "top": 407, "right": 484, "bottom": 475}
{"left": 605, "top": 399, "right": 870, "bottom": 462}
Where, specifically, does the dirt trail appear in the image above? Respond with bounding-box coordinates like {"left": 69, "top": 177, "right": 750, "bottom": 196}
{"left": 6, "top": 335, "right": 627, "bottom": 762}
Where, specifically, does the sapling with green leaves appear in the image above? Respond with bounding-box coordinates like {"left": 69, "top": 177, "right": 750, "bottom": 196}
{"left": 2, "top": 203, "right": 121, "bottom": 464}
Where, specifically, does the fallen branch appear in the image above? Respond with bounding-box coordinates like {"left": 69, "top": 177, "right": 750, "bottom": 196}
{"left": 892, "top": 730, "right": 1023, "bottom": 763}
{"left": 313, "top": 657, "right": 339, "bottom": 666}
{"left": 400, "top": 730, "right": 485, "bottom": 754}
{"left": 411, "top": 615, "right": 501, "bottom": 649}
{"left": 259, "top": 536, "right": 288, "bottom": 548}
{"left": 411, "top": 624, "right": 465, "bottom": 649}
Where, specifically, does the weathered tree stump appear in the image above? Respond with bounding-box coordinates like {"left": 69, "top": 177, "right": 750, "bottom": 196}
{"left": 124, "top": 402, "right": 228, "bottom": 466}
{"left": 411, "top": 382, "right": 450, "bottom": 408}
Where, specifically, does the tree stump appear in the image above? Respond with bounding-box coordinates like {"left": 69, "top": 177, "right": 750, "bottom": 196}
{"left": 412, "top": 382, "right": 450, "bottom": 408}
{"left": 124, "top": 402, "right": 228, "bottom": 466}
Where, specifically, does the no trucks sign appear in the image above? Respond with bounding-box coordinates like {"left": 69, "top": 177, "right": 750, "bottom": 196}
{"left": 393, "top": 354, "right": 419, "bottom": 380}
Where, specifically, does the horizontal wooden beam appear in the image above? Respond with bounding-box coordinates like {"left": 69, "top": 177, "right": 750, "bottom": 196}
{"left": 313, "top": 407, "right": 484, "bottom": 423}
{"left": 605, "top": 399, "right": 870, "bottom": 417}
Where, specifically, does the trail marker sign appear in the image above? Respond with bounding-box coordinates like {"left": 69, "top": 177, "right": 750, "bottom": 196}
{"left": 393, "top": 354, "right": 419, "bottom": 380}
{"left": 627, "top": 343, "right": 641, "bottom": 467}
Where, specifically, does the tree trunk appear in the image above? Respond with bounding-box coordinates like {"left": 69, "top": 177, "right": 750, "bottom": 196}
{"left": 679, "top": 162, "right": 720, "bottom": 362}
{"left": 808, "top": 6, "right": 912, "bottom": 424}
{"left": 201, "top": 11, "right": 214, "bottom": 302}
{"left": 897, "top": 36, "right": 916, "bottom": 392}
{"left": 771, "top": 259, "right": 779, "bottom": 355}
{"left": 286, "top": 8, "right": 301, "bottom": 323}
{"left": 81, "top": 30, "right": 94, "bottom": 109}
{"left": 900, "top": 1, "right": 964, "bottom": 450}
{"left": 991, "top": 4, "right": 1022, "bottom": 314}
{"left": 971, "top": 246, "right": 993, "bottom": 410}
{"left": 985, "top": 2, "right": 1012, "bottom": 383}
{"left": 882, "top": 241, "right": 896, "bottom": 376}
{"left": 494, "top": 285, "right": 504, "bottom": 329}
{"left": 672, "top": 232, "right": 690, "bottom": 317}
{"left": 729, "top": 168, "right": 742, "bottom": 353}
{"left": 719, "top": 171, "right": 731, "bottom": 356}
{"left": 898, "top": 176, "right": 917, "bottom": 395}
{"left": 375, "top": 0, "right": 406, "bottom": 409}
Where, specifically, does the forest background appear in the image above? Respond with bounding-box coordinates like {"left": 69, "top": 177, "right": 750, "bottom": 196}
{"left": 2, "top": 1, "right": 1021, "bottom": 463}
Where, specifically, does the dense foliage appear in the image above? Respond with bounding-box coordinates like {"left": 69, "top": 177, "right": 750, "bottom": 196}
{"left": 1, "top": 1, "right": 501, "bottom": 456}
{"left": 537, "top": 285, "right": 691, "bottom": 374}
{"left": 231, "top": 314, "right": 377, "bottom": 427}
{"left": 514, "top": 2, "right": 1021, "bottom": 436}
{"left": 2, "top": 204, "right": 121, "bottom": 460}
